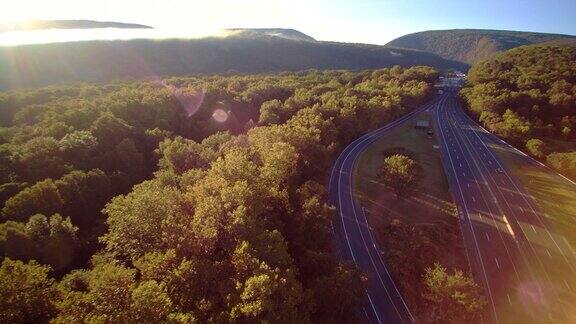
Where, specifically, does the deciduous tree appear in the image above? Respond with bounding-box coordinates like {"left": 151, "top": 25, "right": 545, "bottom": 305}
{"left": 380, "top": 154, "right": 420, "bottom": 198}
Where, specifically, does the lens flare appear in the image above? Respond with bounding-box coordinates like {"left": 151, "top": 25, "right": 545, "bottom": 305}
{"left": 212, "top": 108, "right": 229, "bottom": 123}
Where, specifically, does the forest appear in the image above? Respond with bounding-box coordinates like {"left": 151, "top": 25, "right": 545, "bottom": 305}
{"left": 0, "top": 66, "right": 438, "bottom": 322}
{"left": 387, "top": 29, "right": 576, "bottom": 66}
{"left": 461, "top": 45, "right": 576, "bottom": 179}
{"left": 0, "top": 35, "right": 462, "bottom": 90}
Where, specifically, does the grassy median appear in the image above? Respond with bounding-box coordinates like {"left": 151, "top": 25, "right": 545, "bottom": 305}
{"left": 353, "top": 110, "right": 467, "bottom": 314}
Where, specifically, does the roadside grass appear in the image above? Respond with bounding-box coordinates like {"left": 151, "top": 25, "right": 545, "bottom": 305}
{"left": 547, "top": 137, "right": 576, "bottom": 153}
{"left": 353, "top": 110, "right": 467, "bottom": 312}
{"left": 492, "top": 144, "right": 576, "bottom": 251}
{"left": 354, "top": 110, "right": 458, "bottom": 243}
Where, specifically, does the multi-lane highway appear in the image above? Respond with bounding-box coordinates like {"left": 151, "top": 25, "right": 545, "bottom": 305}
{"left": 434, "top": 90, "right": 576, "bottom": 323}
{"left": 328, "top": 96, "right": 447, "bottom": 323}
{"left": 329, "top": 89, "right": 576, "bottom": 323}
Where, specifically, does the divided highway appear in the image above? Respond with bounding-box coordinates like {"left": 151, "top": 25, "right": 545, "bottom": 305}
{"left": 329, "top": 90, "right": 576, "bottom": 323}
{"left": 434, "top": 91, "right": 576, "bottom": 323}
{"left": 328, "top": 96, "right": 444, "bottom": 324}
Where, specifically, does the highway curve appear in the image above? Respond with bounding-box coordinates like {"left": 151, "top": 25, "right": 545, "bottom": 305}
{"left": 328, "top": 95, "right": 444, "bottom": 324}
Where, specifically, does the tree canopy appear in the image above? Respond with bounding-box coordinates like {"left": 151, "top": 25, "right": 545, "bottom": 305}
{"left": 0, "top": 66, "right": 437, "bottom": 322}
{"left": 461, "top": 45, "right": 576, "bottom": 179}
{"left": 380, "top": 154, "right": 420, "bottom": 198}
{"left": 421, "top": 263, "right": 486, "bottom": 323}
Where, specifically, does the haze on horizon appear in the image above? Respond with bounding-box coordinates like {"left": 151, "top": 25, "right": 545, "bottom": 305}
{"left": 2, "top": 0, "right": 575, "bottom": 45}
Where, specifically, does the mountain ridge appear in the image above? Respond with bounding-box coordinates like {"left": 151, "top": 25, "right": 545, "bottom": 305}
{"left": 386, "top": 29, "right": 576, "bottom": 66}
{"left": 224, "top": 28, "right": 316, "bottom": 42}
{"left": 0, "top": 36, "right": 466, "bottom": 89}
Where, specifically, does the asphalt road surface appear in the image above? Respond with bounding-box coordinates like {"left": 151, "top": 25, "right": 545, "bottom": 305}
{"left": 434, "top": 91, "right": 576, "bottom": 323}
{"left": 328, "top": 96, "right": 443, "bottom": 324}
{"left": 329, "top": 91, "right": 576, "bottom": 323}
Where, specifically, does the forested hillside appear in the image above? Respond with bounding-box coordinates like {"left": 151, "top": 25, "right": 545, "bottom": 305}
{"left": 387, "top": 29, "right": 576, "bottom": 66}
{"left": 0, "top": 35, "right": 462, "bottom": 89}
{"left": 225, "top": 28, "right": 316, "bottom": 41}
{"left": 461, "top": 45, "right": 576, "bottom": 179}
{"left": 0, "top": 66, "right": 438, "bottom": 322}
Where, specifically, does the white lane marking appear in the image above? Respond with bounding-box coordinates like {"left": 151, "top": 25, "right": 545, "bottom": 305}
{"left": 359, "top": 209, "right": 414, "bottom": 321}
{"left": 467, "top": 183, "right": 471, "bottom": 188}
{"left": 531, "top": 224, "right": 537, "bottom": 233}
{"left": 334, "top": 99, "right": 441, "bottom": 322}
{"left": 495, "top": 258, "right": 500, "bottom": 269}
{"left": 363, "top": 308, "right": 371, "bottom": 323}
{"left": 458, "top": 111, "right": 576, "bottom": 314}
{"left": 328, "top": 101, "right": 432, "bottom": 194}
{"left": 472, "top": 196, "right": 476, "bottom": 202}
{"left": 546, "top": 250, "right": 552, "bottom": 258}
{"left": 450, "top": 107, "right": 518, "bottom": 241}
{"left": 507, "top": 294, "right": 512, "bottom": 306}
{"left": 337, "top": 170, "right": 356, "bottom": 262}
{"left": 435, "top": 96, "right": 499, "bottom": 323}
{"left": 367, "top": 294, "right": 383, "bottom": 324}
{"left": 460, "top": 107, "right": 575, "bottom": 270}
{"left": 332, "top": 101, "right": 434, "bottom": 257}
{"left": 486, "top": 233, "right": 490, "bottom": 241}
{"left": 342, "top": 141, "right": 404, "bottom": 320}
{"left": 564, "top": 280, "right": 571, "bottom": 291}
{"left": 330, "top": 102, "right": 437, "bottom": 321}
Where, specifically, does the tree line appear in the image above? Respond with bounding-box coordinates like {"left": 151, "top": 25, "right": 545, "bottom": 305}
{"left": 0, "top": 66, "right": 439, "bottom": 322}
{"left": 461, "top": 45, "right": 576, "bottom": 179}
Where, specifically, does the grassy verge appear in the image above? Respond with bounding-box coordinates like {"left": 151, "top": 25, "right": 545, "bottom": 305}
{"left": 491, "top": 143, "right": 576, "bottom": 251}
{"left": 353, "top": 110, "right": 467, "bottom": 314}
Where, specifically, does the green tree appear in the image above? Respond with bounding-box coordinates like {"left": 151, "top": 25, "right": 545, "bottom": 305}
{"left": 13, "top": 136, "right": 69, "bottom": 182}
{"left": 131, "top": 280, "right": 174, "bottom": 323}
{"left": 58, "top": 130, "right": 98, "bottom": 163}
{"left": 56, "top": 261, "right": 136, "bottom": 323}
{"left": 157, "top": 137, "right": 216, "bottom": 175}
{"left": 525, "top": 138, "right": 547, "bottom": 159}
{"left": 1, "top": 214, "right": 78, "bottom": 271}
{"left": 0, "top": 258, "right": 59, "bottom": 323}
{"left": 422, "top": 263, "right": 486, "bottom": 323}
{"left": 501, "top": 109, "right": 532, "bottom": 141}
{"left": 258, "top": 99, "right": 283, "bottom": 125}
{"left": 54, "top": 169, "right": 112, "bottom": 229}
{"left": 230, "top": 241, "right": 307, "bottom": 323}
{"left": 310, "top": 262, "right": 368, "bottom": 323}
{"left": 90, "top": 112, "right": 134, "bottom": 151}
{"left": 380, "top": 154, "right": 420, "bottom": 198}
{"left": 102, "top": 180, "right": 189, "bottom": 260}
{"left": 2, "top": 179, "right": 64, "bottom": 222}
{"left": 547, "top": 152, "right": 576, "bottom": 179}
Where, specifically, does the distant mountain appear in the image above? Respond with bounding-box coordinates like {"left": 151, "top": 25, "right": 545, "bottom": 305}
{"left": 386, "top": 29, "right": 576, "bottom": 67}
{"left": 0, "top": 20, "right": 152, "bottom": 32}
{"left": 539, "top": 38, "right": 576, "bottom": 47}
{"left": 0, "top": 35, "right": 466, "bottom": 89}
{"left": 225, "top": 28, "right": 316, "bottom": 42}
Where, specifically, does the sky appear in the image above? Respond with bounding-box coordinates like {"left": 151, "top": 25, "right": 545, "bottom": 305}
{"left": 1, "top": 0, "right": 575, "bottom": 44}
